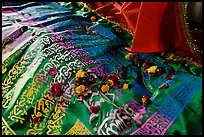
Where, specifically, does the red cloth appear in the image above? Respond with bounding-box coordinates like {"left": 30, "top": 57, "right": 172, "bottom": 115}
{"left": 121, "top": 2, "right": 167, "bottom": 53}
{"left": 85, "top": 2, "right": 202, "bottom": 64}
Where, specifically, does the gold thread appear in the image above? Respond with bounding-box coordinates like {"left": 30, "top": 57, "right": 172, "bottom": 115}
{"left": 2, "top": 117, "right": 16, "bottom": 135}
{"left": 178, "top": 2, "right": 202, "bottom": 55}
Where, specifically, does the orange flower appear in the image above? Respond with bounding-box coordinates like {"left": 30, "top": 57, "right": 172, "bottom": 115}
{"left": 125, "top": 53, "right": 133, "bottom": 60}
{"left": 101, "top": 85, "right": 110, "bottom": 92}
{"left": 90, "top": 16, "right": 97, "bottom": 22}
{"left": 123, "top": 83, "right": 129, "bottom": 89}
{"left": 106, "top": 79, "right": 114, "bottom": 87}
{"left": 76, "top": 69, "right": 85, "bottom": 78}
{"left": 76, "top": 85, "right": 85, "bottom": 94}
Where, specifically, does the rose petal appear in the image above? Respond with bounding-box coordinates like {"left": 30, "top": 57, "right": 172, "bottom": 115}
{"left": 77, "top": 96, "right": 84, "bottom": 102}
{"left": 90, "top": 106, "right": 99, "bottom": 114}
{"left": 49, "top": 68, "right": 58, "bottom": 76}
{"left": 33, "top": 117, "right": 43, "bottom": 124}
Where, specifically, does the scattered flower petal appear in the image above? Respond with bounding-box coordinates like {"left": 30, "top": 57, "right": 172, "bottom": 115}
{"left": 65, "top": 30, "right": 74, "bottom": 34}
{"left": 147, "top": 66, "right": 158, "bottom": 73}
{"left": 33, "top": 117, "right": 43, "bottom": 124}
{"left": 49, "top": 68, "right": 58, "bottom": 76}
{"left": 77, "top": 95, "right": 84, "bottom": 102}
{"left": 123, "top": 83, "right": 129, "bottom": 89}
{"left": 92, "top": 30, "right": 98, "bottom": 34}
{"left": 76, "top": 69, "right": 85, "bottom": 78}
{"left": 125, "top": 53, "right": 134, "bottom": 60}
{"left": 159, "top": 83, "right": 169, "bottom": 89}
{"left": 90, "top": 106, "right": 99, "bottom": 114}
{"left": 101, "top": 85, "right": 110, "bottom": 92}
{"left": 106, "top": 79, "right": 114, "bottom": 87}
{"left": 90, "top": 16, "right": 97, "bottom": 22}
{"left": 15, "top": 19, "right": 21, "bottom": 22}
{"left": 50, "top": 83, "right": 65, "bottom": 97}
{"left": 76, "top": 85, "right": 86, "bottom": 94}
{"left": 142, "top": 95, "right": 152, "bottom": 105}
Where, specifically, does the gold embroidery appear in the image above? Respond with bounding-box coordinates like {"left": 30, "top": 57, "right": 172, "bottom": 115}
{"left": 46, "top": 104, "right": 65, "bottom": 135}
{"left": 65, "top": 119, "right": 92, "bottom": 135}
{"left": 2, "top": 117, "right": 16, "bottom": 135}
{"left": 2, "top": 61, "right": 25, "bottom": 97}
{"left": 5, "top": 77, "right": 39, "bottom": 124}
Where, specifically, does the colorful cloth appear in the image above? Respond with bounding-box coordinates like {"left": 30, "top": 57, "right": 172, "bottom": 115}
{"left": 2, "top": 2, "right": 202, "bottom": 135}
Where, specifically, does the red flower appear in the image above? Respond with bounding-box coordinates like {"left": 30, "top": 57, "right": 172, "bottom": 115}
{"left": 159, "top": 84, "right": 168, "bottom": 89}
{"left": 65, "top": 30, "right": 74, "bottom": 35}
{"left": 50, "top": 83, "right": 65, "bottom": 97}
{"left": 33, "top": 117, "right": 43, "bottom": 124}
{"left": 110, "top": 75, "right": 119, "bottom": 86}
{"left": 165, "top": 76, "right": 171, "bottom": 80}
{"left": 77, "top": 96, "right": 84, "bottom": 102}
{"left": 90, "top": 106, "right": 99, "bottom": 114}
{"left": 15, "top": 19, "right": 21, "bottom": 22}
{"left": 142, "top": 61, "right": 151, "bottom": 69}
{"left": 169, "top": 70, "right": 175, "bottom": 76}
{"left": 49, "top": 68, "right": 58, "bottom": 76}
{"left": 141, "top": 72, "right": 145, "bottom": 77}
{"left": 149, "top": 73, "right": 156, "bottom": 76}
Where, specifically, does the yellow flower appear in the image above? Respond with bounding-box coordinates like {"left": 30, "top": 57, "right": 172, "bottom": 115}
{"left": 101, "top": 85, "right": 110, "bottom": 93}
{"left": 169, "top": 53, "right": 174, "bottom": 60}
{"left": 76, "top": 69, "right": 85, "bottom": 78}
{"left": 123, "top": 83, "right": 129, "bottom": 89}
{"left": 106, "top": 79, "right": 114, "bottom": 87}
{"left": 147, "top": 66, "right": 158, "bottom": 73}
{"left": 125, "top": 53, "right": 134, "bottom": 60}
{"left": 76, "top": 85, "right": 85, "bottom": 94}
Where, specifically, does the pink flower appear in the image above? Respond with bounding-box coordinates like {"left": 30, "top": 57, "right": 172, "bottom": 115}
{"left": 49, "top": 68, "right": 58, "bottom": 76}
{"left": 50, "top": 83, "right": 66, "bottom": 97}
{"left": 92, "top": 30, "right": 98, "bottom": 34}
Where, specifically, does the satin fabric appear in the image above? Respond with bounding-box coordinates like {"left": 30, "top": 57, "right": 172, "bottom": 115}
{"left": 84, "top": 2, "right": 202, "bottom": 65}
{"left": 2, "top": 2, "right": 202, "bottom": 135}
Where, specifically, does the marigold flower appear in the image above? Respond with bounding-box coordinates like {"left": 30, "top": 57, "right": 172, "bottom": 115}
{"left": 123, "top": 83, "right": 129, "bottom": 89}
{"left": 90, "top": 16, "right": 97, "bottom": 22}
{"left": 101, "top": 85, "right": 110, "bottom": 92}
{"left": 76, "top": 69, "right": 85, "bottom": 78}
{"left": 125, "top": 53, "right": 134, "bottom": 60}
{"left": 147, "top": 66, "right": 158, "bottom": 74}
{"left": 169, "top": 53, "right": 174, "bottom": 60}
{"left": 76, "top": 85, "right": 86, "bottom": 94}
{"left": 106, "top": 79, "right": 114, "bottom": 87}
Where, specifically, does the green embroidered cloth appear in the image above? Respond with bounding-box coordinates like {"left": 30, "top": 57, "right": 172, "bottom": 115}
{"left": 2, "top": 2, "right": 202, "bottom": 135}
